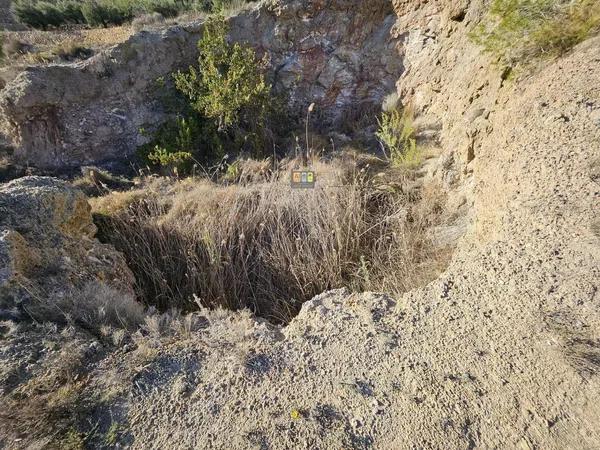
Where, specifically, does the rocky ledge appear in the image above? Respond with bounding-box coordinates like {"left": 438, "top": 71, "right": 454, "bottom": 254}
{"left": 0, "top": 177, "right": 134, "bottom": 316}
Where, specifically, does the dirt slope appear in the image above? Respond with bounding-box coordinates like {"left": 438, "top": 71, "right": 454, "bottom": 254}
{"left": 76, "top": 37, "right": 599, "bottom": 449}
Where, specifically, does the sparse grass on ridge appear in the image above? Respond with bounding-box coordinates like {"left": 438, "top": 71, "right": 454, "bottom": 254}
{"left": 0, "top": 25, "right": 133, "bottom": 67}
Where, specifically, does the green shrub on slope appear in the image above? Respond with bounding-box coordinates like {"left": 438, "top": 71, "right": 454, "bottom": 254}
{"left": 174, "top": 15, "right": 275, "bottom": 157}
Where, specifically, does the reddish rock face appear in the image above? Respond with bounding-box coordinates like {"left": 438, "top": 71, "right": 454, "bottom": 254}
{"left": 231, "top": 0, "right": 403, "bottom": 127}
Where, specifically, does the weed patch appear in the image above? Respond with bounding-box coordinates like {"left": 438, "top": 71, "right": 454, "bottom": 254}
{"left": 12, "top": 0, "right": 255, "bottom": 29}
{"left": 376, "top": 102, "right": 422, "bottom": 169}
{"left": 471, "top": 0, "right": 600, "bottom": 67}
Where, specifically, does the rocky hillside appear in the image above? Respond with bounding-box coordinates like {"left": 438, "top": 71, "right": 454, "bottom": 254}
{"left": 104, "top": 29, "right": 600, "bottom": 447}
{"left": 0, "top": 0, "right": 599, "bottom": 448}
{"left": 0, "top": 0, "right": 403, "bottom": 170}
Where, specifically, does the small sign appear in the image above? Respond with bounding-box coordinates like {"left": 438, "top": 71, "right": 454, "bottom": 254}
{"left": 291, "top": 170, "right": 316, "bottom": 189}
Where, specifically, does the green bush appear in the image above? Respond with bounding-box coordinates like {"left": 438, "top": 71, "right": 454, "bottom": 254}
{"left": 57, "top": 0, "right": 86, "bottom": 23}
{"left": 147, "top": 146, "right": 193, "bottom": 174}
{"left": 13, "top": 0, "right": 64, "bottom": 29}
{"left": 376, "top": 105, "right": 421, "bottom": 169}
{"left": 140, "top": 0, "right": 179, "bottom": 16}
{"left": 471, "top": 0, "right": 600, "bottom": 67}
{"left": 13, "top": 0, "right": 124, "bottom": 28}
{"left": 13, "top": 0, "right": 217, "bottom": 29}
{"left": 210, "top": 0, "right": 248, "bottom": 14}
{"left": 173, "top": 15, "right": 274, "bottom": 157}
{"left": 14, "top": 0, "right": 86, "bottom": 29}
{"left": 81, "top": 1, "right": 130, "bottom": 27}
{"left": 137, "top": 115, "right": 212, "bottom": 173}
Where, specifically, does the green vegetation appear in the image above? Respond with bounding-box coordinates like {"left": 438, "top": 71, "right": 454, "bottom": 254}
{"left": 147, "top": 146, "right": 193, "bottom": 173}
{"left": 376, "top": 104, "right": 422, "bottom": 169}
{"left": 139, "top": 16, "right": 280, "bottom": 173}
{"left": 137, "top": 113, "right": 217, "bottom": 174}
{"left": 174, "top": 15, "right": 275, "bottom": 157}
{"left": 105, "top": 421, "right": 122, "bottom": 446}
{"left": 60, "top": 428, "right": 86, "bottom": 449}
{"left": 13, "top": 0, "right": 88, "bottom": 29}
{"left": 471, "top": 0, "right": 600, "bottom": 67}
{"left": 12, "top": 0, "right": 253, "bottom": 29}
{"left": 80, "top": 1, "right": 130, "bottom": 27}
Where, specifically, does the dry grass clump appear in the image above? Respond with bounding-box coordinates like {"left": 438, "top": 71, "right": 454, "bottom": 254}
{"left": 1, "top": 35, "right": 31, "bottom": 58}
{"left": 0, "top": 334, "right": 92, "bottom": 447}
{"left": 72, "top": 165, "right": 135, "bottom": 197}
{"left": 24, "top": 281, "right": 146, "bottom": 333}
{"left": 223, "top": 157, "right": 275, "bottom": 184}
{"left": 545, "top": 311, "right": 600, "bottom": 379}
{"left": 51, "top": 40, "right": 93, "bottom": 61}
{"left": 94, "top": 158, "right": 449, "bottom": 323}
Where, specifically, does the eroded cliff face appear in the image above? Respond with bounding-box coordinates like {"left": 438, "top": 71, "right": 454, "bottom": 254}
{"left": 390, "top": 0, "right": 510, "bottom": 241}
{"left": 0, "top": 26, "right": 204, "bottom": 170}
{"left": 0, "top": 0, "right": 404, "bottom": 170}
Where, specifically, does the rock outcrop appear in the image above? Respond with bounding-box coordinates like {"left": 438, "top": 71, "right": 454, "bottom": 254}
{"left": 232, "top": 0, "right": 402, "bottom": 125}
{"left": 0, "top": 177, "right": 134, "bottom": 312}
{"left": 0, "top": 1, "right": 599, "bottom": 448}
{"left": 0, "top": 26, "right": 204, "bottom": 170}
{"left": 0, "top": 0, "right": 403, "bottom": 170}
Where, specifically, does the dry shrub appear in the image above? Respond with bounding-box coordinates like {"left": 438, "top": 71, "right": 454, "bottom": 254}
{"left": 223, "top": 157, "right": 274, "bottom": 184}
{"left": 545, "top": 311, "right": 600, "bottom": 379}
{"left": 0, "top": 339, "right": 90, "bottom": 446}
{"left": 72, "top": 165, "right": 135, "bottom": 197}
{"left": 95, "top": 159, "right": 448, "bottom": 323}
{"left": 24, "top": 281, "right": 145, "bottom": 332}
{"left": 51, "top": 40, "right": 93, "bottom": 61}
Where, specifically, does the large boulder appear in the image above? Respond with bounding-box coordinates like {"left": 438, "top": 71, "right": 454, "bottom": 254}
{"left": 0, "top": 176, "right": 134, "bottom": 311}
